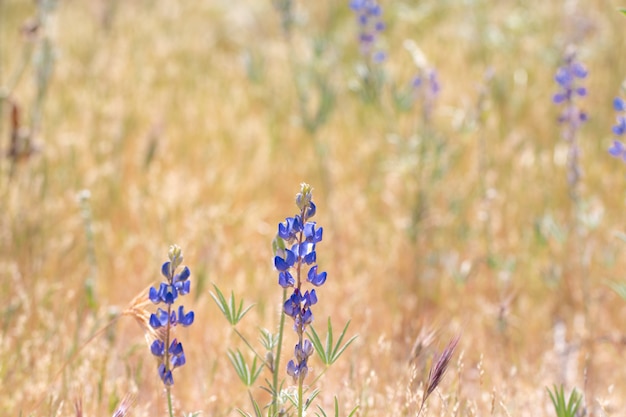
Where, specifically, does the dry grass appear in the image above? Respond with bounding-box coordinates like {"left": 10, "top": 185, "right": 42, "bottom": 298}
{"left": 1, "top": 0, "right": 626, "bottom": 416}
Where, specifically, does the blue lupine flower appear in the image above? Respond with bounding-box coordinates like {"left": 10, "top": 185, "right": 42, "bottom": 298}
{"left": 307, "top": 265, "right": 327, "bottom": 286}
{"left": 278, "top": 217, "right": 302, "bottom": 241}
{"left": 553, "top": 51, "right": 587, "bottom": 198}
{"left": 278, "top": 271, "right": 295, "bottom": 288}
{"left": 609, "top": 96, "right": 626, "bottom": 161}
{"left": 609, "top": 140, "right": 626, "bottom": 160}
{"left": 275, "top": 184, "right": 327, "bottom": 383}
{"left": 350, "top": 0, "right": 386, "bottom": 63}
{"left": 553, "top": 52, "right": 588, "bottom": 125}
{"left": 151, "top": 340, "right": 165, "bottom": 356}
{"left": 274, "top": 248, "right": 296, "bottom": 271}
{"left": 148, "top": 245, "right": 194, "bottom": 386}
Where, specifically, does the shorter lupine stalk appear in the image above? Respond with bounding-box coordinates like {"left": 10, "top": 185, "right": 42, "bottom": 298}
{"left": 553, "top": 50, "right": 588, "bottom": 202}
{"left": 274, "top": 183, "right": 327, "bottom": 417}
{"left": 608, "top": 95, "right": 626, "bottom": 161}
{"left": 148, "top": 245, "right": 194, "bottom": 416}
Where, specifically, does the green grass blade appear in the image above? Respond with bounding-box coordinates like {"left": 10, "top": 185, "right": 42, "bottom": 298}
{"left": 326, "top": 317, "right": 333, "bottom": 361}
{"left": 329, "top": 320, "right": 358, "bottom": 363}
{"left": 308, "top": 324, "right": 329, "bottom": 364}
{"left": 210, "top": 284, "right": 234, "bottom": 324}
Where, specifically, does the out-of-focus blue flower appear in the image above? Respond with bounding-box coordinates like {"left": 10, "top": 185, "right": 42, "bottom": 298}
{"left": 411, "top": 68, "right": 440, "bottom": 122}
{"left": 553, "top": 51, "right": 587, "bottom": 197}
{"left": 553, "top": 53, "right": 588, "bottom": 125}
{"left": 275, "top": 184, "right": 327, "bottom": 383}
{"left": 148, "top": 245, "right": 194, "bottom": 386}
{"left": 350, "top": 0, "right": 386, "bottom": 63}
{"left": 609, "top": 96, "right": 626, "bottom": 161}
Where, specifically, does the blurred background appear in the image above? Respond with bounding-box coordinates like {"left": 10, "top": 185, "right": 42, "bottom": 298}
{"left": 1, "top": 0, "right": 626, "bottom": 415}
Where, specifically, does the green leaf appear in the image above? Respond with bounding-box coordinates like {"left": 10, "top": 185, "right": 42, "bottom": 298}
{"left": 547, "top": 385, "right": 582, "bottom": 417}
{"left": 608, "top": 281, "right": 626, "bottom": 301}
{"left": 315, "top": 397, "right": 359, "bottom": 417}
{"left": 308, "top": 318, "right": 358, "bottom": 366}
{"left": 305, "top": 389, "right": 321, "bottom": 410}
{"left": 259, "top": 328, "right": 278, "bottom": 351}
{"left": 248, "top": 392, "right": 263, "bottom": 417}
{"left": 210, "top": 284, "right": 254, "bottom": 326}
{"left": 227, "top": 349, "right": 264, "bottom": 387}
{"left": 620, "top": 8, "right": 626, "bottom": 15}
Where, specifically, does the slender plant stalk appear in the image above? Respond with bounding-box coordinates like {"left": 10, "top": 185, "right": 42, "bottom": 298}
{"left": 295, "top": 206, "right": 306, "bottom": 417}
{"left": 233, "top": 328, "right": 267, "bottom": 365}
{"left": 271, "top": 288, "right": 287, "bottom": 417}
{"left": 165, "top": 302, "right": 174, "bottom": 417}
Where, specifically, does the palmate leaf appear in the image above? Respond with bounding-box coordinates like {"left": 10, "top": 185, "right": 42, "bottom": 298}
{"left": 259, "top": 328, "right": 279, "bottom": 351}
{"left": 210, "top": 284, "right": 254, "bottom": 326}
{"left": 308, "top": 318, "right": 358, "bottom": 366}
{"left": 228, "top": 349, "right": 264, "bottom": 387}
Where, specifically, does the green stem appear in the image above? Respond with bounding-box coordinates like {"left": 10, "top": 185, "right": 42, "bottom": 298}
{"left": 271, "top": 288, "right": 287, "bottom": 417}
{"left": 165, "top": 266, "right": 174, "bottom": 417}
{"left": 233, "top": 328, "right": 269, "bottom": 367}
{"left": 298, "top": 379, "right": 303, "bottom": 417}
{"left": 167, "top": 386, "right": 174, "bottom": 417}
{"left": 295, "top": 206, "right": 306, "bottom": 417}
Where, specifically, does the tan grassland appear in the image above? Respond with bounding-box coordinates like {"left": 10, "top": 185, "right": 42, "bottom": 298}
{"left": 1, "top": 1, "right": 626, "bottom": 416}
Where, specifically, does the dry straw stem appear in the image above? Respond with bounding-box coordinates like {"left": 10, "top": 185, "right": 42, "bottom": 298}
{"left": 30, "top": 287, "right": 151, "bottom": 414}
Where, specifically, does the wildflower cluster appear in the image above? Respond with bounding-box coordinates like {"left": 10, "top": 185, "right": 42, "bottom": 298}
{"left": 148, "top": 245, "right": 194, "bottom": 386}
{"left": 274, "top": 183, "right": 327, "bottom": 382}
{"left": 553, "top": 50, "right": 587, "bottom": 196}
{"left": 349, "top": 0, "right": 386, "bottom": 63}
{"left": 608, "top": 96, "right": 626, "bottom": 161}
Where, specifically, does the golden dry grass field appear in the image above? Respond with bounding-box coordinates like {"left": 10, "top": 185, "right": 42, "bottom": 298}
{"left": 2, "top": 1, "right": 626, "bottom": 416}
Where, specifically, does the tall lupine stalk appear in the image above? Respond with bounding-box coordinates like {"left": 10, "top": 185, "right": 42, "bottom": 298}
{"left": 212, "top": 184, "right": 355, "bottom": 417}
{"left": 552, "top": 50, "right": 593, "bottom": 400}
{"left": 148, "top": 245, "right": 194, "bottom": 417}
{"left": 552, "top": 50, "right": 588, "bottom": 263}
{"left": 274, "top": 183, "right": 327, "bottom": 417}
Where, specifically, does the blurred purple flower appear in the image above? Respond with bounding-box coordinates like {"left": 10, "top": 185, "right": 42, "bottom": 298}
{"left": 350, "top": 0, "right": 386, "bottom": 63}
{"left": 553, "top": 50, "right": 587, "bottom": 199}
{"left": 609, "top": 96, "right": 626, "bottom": 161}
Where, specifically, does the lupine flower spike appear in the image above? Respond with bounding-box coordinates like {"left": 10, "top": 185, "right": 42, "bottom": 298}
{"left": 350, "top": 0, "right": 386, "bottom": 102}
{"left": 350, "top": 0, "right": 386, "bottom": 63}
{"left": 608, "top": 96, "right": 626, "bottom": 161}
{"left": 148, "top": 245, "right": 194, "bottom": 387}
{"left": 274, "top": 184, "right": 327, "bottom": 387}
{"left": 553, "top": 50, "right": 587, "bottom": 199}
